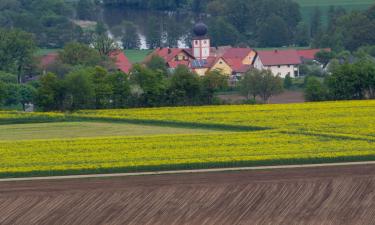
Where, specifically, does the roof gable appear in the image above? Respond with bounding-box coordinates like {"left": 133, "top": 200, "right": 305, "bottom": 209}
{"left": 223, "top": 48, "right": 253, "bottom": 60}
{"left": 109, "top": 50, "right": 132, "bottom": 73}
{"left": 151, "top": 48, "right": 194, "bottom": 63}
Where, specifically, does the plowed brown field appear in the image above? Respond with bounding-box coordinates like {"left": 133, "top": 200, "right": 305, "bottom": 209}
{"left": 1, "top": 165, "right": 375, "bottom": 225}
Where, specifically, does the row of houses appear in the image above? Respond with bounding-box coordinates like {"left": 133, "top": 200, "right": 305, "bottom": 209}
{"left": 40, "top": 23, "right": 329, "bottom": 82}
{"left": 143, "top": 23, "right": 329, "bottom": 81}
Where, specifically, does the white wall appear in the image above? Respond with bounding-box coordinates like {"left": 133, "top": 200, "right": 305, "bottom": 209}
{"left": 192, "top": 39, "right": 210, "bottom": 59}
{"left": 253, "top": 57, "right": 299, "bottom": 78}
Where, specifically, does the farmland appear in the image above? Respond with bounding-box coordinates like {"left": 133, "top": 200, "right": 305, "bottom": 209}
{"left": 2, "top": 164, "right": 375, "bottom": 225}
{"left": 0, "top": 100, "right": 374, "bottom": 178}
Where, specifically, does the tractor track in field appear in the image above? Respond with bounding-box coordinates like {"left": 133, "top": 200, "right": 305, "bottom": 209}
{"left": 1, "top": 164, "right": 375, "bottom": 224}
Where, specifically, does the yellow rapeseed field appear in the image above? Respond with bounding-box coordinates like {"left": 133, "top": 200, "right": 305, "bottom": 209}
{"left": 0, "top": 100, "right": 374, "bottom": 178}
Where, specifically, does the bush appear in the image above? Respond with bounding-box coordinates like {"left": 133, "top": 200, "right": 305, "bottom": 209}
{"left": 304, "top": 77, "right": 327, "bottom": 102}
{"left": 283, "top": 74, "right": 293, "bottom": 89}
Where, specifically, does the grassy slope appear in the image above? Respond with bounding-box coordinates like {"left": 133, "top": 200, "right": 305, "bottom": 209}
{"left": 0, "top": 122, "right": 218, "bottom": 141}
{"left": 124, "top": 49, "right": 152, "bottom": 64}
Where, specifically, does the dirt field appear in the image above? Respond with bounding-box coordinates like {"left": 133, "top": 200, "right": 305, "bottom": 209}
{"left": 1, "top": 165, "right": 375, "bottom": 225}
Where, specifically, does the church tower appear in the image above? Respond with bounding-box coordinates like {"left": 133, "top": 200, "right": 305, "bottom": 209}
{"left": 192, "top": 22, "right": 210, "bottom": 60}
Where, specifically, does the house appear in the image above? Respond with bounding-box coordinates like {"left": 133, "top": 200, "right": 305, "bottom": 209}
{"left": 190, "top": 57, "right": 233, "bottom": 76}
{"left": 145, "top": 48, "right": 195, "bottom": 72}
{"left": 109, "top": 50, "right": 132, "bottom": 74}
{"left": 254, "top": 49, "right": 301, "bottom": 78}
{"left": 223, "top": 48, "right": 257, "bottom": 66}
{"left": 297, "top": 48, "right": 331, "bottom": 62}
{"left": 40, "top": 52, "right": 59, "bottom": 72}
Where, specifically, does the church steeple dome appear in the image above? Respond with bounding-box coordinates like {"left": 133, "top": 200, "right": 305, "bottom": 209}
{"left": 193, "top": 22, "right": 208, "bottom": 37}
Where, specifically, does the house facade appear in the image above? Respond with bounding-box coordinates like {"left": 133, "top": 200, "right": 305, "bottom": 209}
{"left": 254, "top": 50, "right": 301, "bottom": 78}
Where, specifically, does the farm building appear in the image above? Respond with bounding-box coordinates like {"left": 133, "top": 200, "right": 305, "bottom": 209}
{"left": 254, "top": 49, "right": 302, "bottom": 78}
{"left": 109, "top": 50, "right": 133, "bottom": 74}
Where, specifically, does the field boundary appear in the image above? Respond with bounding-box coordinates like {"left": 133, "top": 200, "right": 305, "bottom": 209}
{"left": 2, "top": 161, "right": 375, "bottom": 182}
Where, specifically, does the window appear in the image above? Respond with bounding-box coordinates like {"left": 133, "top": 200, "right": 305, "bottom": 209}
{"left": 195, "top": 40, "right": 198, "bottom": 45}
{"left": 278, "top": 65, "right": 281, "bottom": 68}
{"left": 287, "top": 65, "right": 291, "bottom": 68}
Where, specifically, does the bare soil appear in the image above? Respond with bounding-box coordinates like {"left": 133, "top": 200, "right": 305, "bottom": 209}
{"left": 1, "top": 165, "right": 375, "bottom": 225}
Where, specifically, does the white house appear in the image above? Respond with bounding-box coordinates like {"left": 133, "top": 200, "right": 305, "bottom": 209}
{"left": 254, "top": 49, "right": 302, "bottom": 78}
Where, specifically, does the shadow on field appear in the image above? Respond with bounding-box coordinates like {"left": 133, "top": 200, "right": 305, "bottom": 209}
{"left": 72, "top": 117, "right": 271, "bottom": 132}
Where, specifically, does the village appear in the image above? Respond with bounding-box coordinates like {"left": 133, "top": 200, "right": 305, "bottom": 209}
{"left": 41, "top": 22, "right": 329, "bottom": 86}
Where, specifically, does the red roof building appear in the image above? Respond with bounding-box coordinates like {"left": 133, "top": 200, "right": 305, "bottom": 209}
{"left": 109, "top": 50, "right": 132, "bottom": 74}
{"left": 254, "top": 49, "right": 301, "bottom": 78}
{"left": 297, "top": 48, "right": 331, "bottom": 61}
{"left": 40, "top": 53, "right": 59, "bottom": 69}
{"left": 256, "top": 49, "right": 302, "bottom": 66}
{"left": 145, "top": 48, "right": 195, "bottom": 69}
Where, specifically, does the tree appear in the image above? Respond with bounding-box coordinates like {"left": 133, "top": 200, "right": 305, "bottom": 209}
{"left": 0, "top": 29, "right": 37, "bottom": 83}
{"left": 295, "top": 22, "right": 310, "bottom": 46}
{"left": 0, "top": 81, "right": 5, "bottom": 106}
{"left": 284, "top": 74, "right": 293, "bottom": 89}
{"left": 257, "top": 70, "right": 284, "bottom": 103}
{"left": 35, "top": 73, "right": 64, "bottom": 111}
{"left": 209, "top": 17, "right": 241, "bottom": 47}
{"left": 310, "top": 7, "right": 322, "bottom": 38}
{"left": 167, "top": 66, "right": 201, "bottom": 105}
{"left": 145, "top": 55, "right": 168, "bottom": 74}
{"left": 201, "top": 70, "right": 228, "bottom": 104}
{"left": 90, "top": 66, "right": 113, "bottom": 109}
{"left": 76, "top": 0, "right": 97, "bottom": 21}
{"left": 92, "top": 35, "right": 118, "bottom": 56}
{"left": 112, "top": 21, "right": 141, "bottom": 49}
{"left": 325, "top": 63, "right": 365, "bottom": 100}
{"left": 19, "top": 84, "right": 36, "bottom": 111}
{"left": 64, "top": 68, "right": 95, "bottom": 110}
{"left": 59, "top": 42, "right": 102, "bottom": 66}
{"left": 304, "top": 77, "right": 327, "bottom": 101}
{"left": 259, "top": 14, "right": 289, "bottom": 47}
{"left": 95, "top": 21, "right": 107, "bottom": 36}
{"left": 3, "top": 83, "right": 21, "bottom": 106}
{"left": 131, "top": 64, "right": 166, "bottom": 107}
{"left": 315, "top": 50, "right": 334, "bottom": 67}
{"left": 240, "top": 69, "right": 262, "bottom": 101}
{"left": 107, "top": 71, "right": 131, "bottom": 108}
{"left": 144, "top": 16, "right": 162, "bottom": 49}
{"left": 0, "top": 71, "right": 17, "bottom": 84}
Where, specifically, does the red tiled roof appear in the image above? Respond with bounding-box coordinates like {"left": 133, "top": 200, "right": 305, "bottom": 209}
{"left": 150, "top": 48, "right": 194, "bottom": 63}
{"left": 40, "top": 53, "right": 58, "bottom": 68}
{"left": 223, "top": 48, "right": 253, "bottom": 60}
{"left": 297, "top": 48, "right": 331, "bottom": 60}
{"left": 257, "top": 49, "right": 302, "bottom": 66}
{"left": 109, "top": 50, "right": 132, "bottom": 73}
{"left": 226, "top": 58, "right": 252, "bottom": 73}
